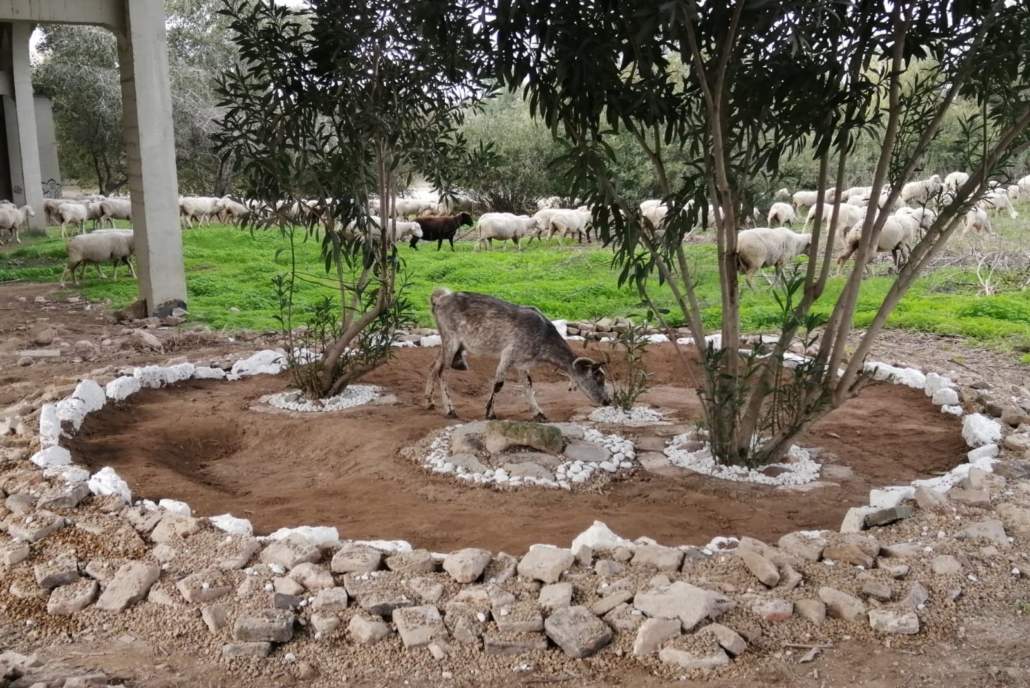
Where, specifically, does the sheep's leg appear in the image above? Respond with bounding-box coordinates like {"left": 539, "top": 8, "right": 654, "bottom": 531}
{"left": 94, "top": 263, "right": 106, "bottom": 279}
{"left": 127, "top": 258, "right": 137, "bottom": 278}
{"left": 448, "top": 236, "right": 455, "bottom": 251}
{"left": 60, "top": 263, "right": 73, "bottom": 287}
{"left": 485, "top": 349, "right": 514, "bottom": 420}
{"left": 111, "top": 261, "right": 119, "bottom": 280}
{"left": 519, "top": 369, "right": 546, "bottom": 421}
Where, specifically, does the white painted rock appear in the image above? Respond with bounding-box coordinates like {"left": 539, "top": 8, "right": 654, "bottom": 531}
{"left": 38, "top": 403, "right": 61, "bottom": 446}
{"left": 962, "top": 413, "right": 1001, "bottom": 448}
{"left": 30, "top": 446, "right": 72, "bottom": 470}
{"left": 158, "top": 499, "right": 192, "bottom": 517}
{"left": 193, "top": 366, "right": 227, "bottom": 380}
{"left": 87, "top": 467, "right": 132, "bottom": 503}
{"left": 571, "top": 521, "right": 633, "bottom": 554}
{"left": 55, "top": 398, "right": 87, "bottom": 432}
{"left": 418, "top": 335, "right": 442, "bottom": 348}
{"left": 72, "top": 379, "right": 106, "bottom": 413}
{"left": 265, "top": 526, "right": 340, "bottom": 548}
{"left": 231, "top": 350, "right": 287, "bottom": 377}
{"left": 931, "top": 387, "right": 959, "bottom": 406}
{"left": 164, "top": 363, "right": 196, "bottom": 384}
{"left": 106, "top": 376, "right": 142, "bottom": 402}
{"left": 869, "top": 486, "right": 914, "bottom": 509}
{"left": 210, "top": 514, "right": 254, "bottom": 537}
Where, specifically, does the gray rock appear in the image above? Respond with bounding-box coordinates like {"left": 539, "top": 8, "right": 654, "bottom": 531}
{"left": 273, "top": 576, "right": 305, "bottom": 596}
{"left": 880, "top": 562, "right": 910, "bottom": 579}
{"left": 818, "top": 587, "right": 866, "bottom": 622}
{"left": 861, "top": 580, "right": 893, "bottom": 602}
{"left": 122, "top": 506, "right": 163, "bottom": 535}
{"left": 37, "top": 483, "right": 91, "bottom": 510}
{"left": 406, "top": 576, "right": 445, "bottom": 604}
{"left": 864, "top": 505, "right": 914, "bottom": 528}
{"left": 503, "top": 462, "right": 554, "bottom": 481}
{"left": 310, "top": 612, "right": 340, "bottom": 637}
{"left": 201, "top": 604, "right": 228, "bottom": 633}
{"left": 0, "top": 541, "right": 31, "bottom": 567}
{"left": 632, "top": 617, "right": 680, "bottom": 656}
{"left": 594, "top": 559, "right": 625, "bottom": 577}
{"left": 590, "top": 589, "right": 633, "bottom": 617}
{"left": 449, "top": 421, "right": 489, "bottom": 454}
{"left": 447, "top": 453, "right": 490, "bottom": 473}
{"left": 358, "top": 590, "right": 414, "bottom": 617}
{"left": 34, "top": 554, "right": 80, "bottom": 590}
{"left": 494, "top": 599, "right": 544, "bottom": 633}
{"left": 659, "top": 645, "right": 731, "bottom": 671}
{"left": 779, "top": 564, "right": 803, "bottom": 591}
{"left": 902, "top": 582, "right": 929, "bottom": 609}
{"left": 6, "top": 510, "right": 66, "bottom": 543}
{"left": 221, "top": 642, "right": 271, "bottom": 658}
{"left": 544, "top": 606, "right": 612, "bottom": 658}
{"left": 504, "top": 451, "right": 563, "bottom": 468}
{"left": 737, "top": 549, "right": 779, "bottom": 587}
{"left": 631, "top": 545, "right": 684, "bottom": 572}
{"left": 46, "top": 578, "right": 98, "bottom": 615}
{"left": 310, "top": 587, "right": 349, "bottom": 612}
{"left": 394, "top": 605, "right": 447, "bottom": 648}
{"left": 442, "top": 548, "right": 492, "bottom": 584}
{"left": 750, "top": 597, "right": 793, "bottom": 622}
{"left": 562, "top": 440, "right": 610, "bottom": 463}
{"left": 603, "top": 602, "right": 645, "bottom": 633}
{"left": 997, "top": 504, "right": 1030, "bottom": 535}
{"left": 444, "top": 601, "right": 489, "bottom": 643}
{"left": 150, "top": 513, "right": 200, "bottom": 543}
{"left": 948, "top": 488, "right": 991, "bottom": 509}
{"left": 288, "top": 562, "right": 335, "bottom": 590}
{"left": 822, "top": 543, "right": 874, "bottom": 568}
{"left": 633, "top": 582, "right": 735, "bottom": 631}
{"left": 96, "top": 561, "right": 161, "bottom": 611}
{"left": 517, "top": 545, "right": 574, "bottom": 583}
{"left": 331, "top": 544, "right": 382, "bottom": 574}
{"left": 795, "top": 599, "right": 826, "bottom": 624}
{"left": 913, "top": 487, "right": 949, "bottom": 511}
{"left": 484, "top": 420, "right": 564, "bottom": 455}
{"left": 777, "top": 531, "right": 827, "bottom": 562}
{"left": 483, "top": 552, "right": 518, "bottom": 584}
{"left": 881, "top": 542, "right": 922, "bottom": 559}
{"left": 538, "top": 582, "right": 573, "bottom": 610}
{"left": 348, "top": 614, "right": 390, "bottom": 644}
{"left": 931, "top": 554, "right": 962, "bottom": 575}
{"left": 385, "top": 549, "right": 437, "bottom": 574}
{"left": 703, "top": 623, "right": 747, "bottom": 657}
{"left": 259, "top": 537, "right": 320, "bottom": 569}
{"left": 176, "top": 569, "right": 232, "bottom": 603}
{"left": 840, "top": 507, "right": 876, "bottom": 533}
{"left": 869, "top": 608, "right": 920, "bottom": 635}
{"left": 271, "top": 592, "right": 302, "bottom": 610}
{"left": 956, "top": 519, "right": 1009, "bottom": 546}
{"left": 233, "top": 609, "right": 295, "bottom": 643}
{"left": 482, "top": 632, "right": 548, "bottom": 655}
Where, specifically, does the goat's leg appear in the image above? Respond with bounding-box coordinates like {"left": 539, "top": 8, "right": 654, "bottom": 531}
{"left": 519, "top": 369, "right": 546, "bottom": 421}
{"left": 485, "top": 349, "right": 514, "bottom": 420}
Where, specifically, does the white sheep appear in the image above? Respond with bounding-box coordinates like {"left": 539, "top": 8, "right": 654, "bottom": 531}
{"left": 99, "top": 198, "right": 132, "bottom": 226}
{"left": 392, "top": 197, "right": 438, "bottom": 218}
{"left": 0, "top": 204, "right": 34, "bottom": 245}
{"left": 979, "top": 189, "right": 1018, "bottom": 219}
{"left": 56, "top": 202, "right": 88, "bottom": 238}
{"left": 735, "top": 227, "right": 812, "bottom": 287}
{"left": 900, "top": 174, "right": 943, "bottom": 206}
{"left": 548, "top": 207, "right": 592, "bottom": 243}
{"left": 641, "top": 202, "right": 669, "bottom": 230}
{"left": 805, "top": 201, "right": 865, "bottom": 239}
{"left": 896, "top": 205, "right": 936, "bottom": 232}
{"left": 837, "top": 215, "right": 915, "bottom": 270}
{"left": 475, "top": 212, "right": 539, "bottom": 250}
{"left": 773, "top": 187, "right": 791, "bottom": 202}
{"left": 962, "top": 206, "right": 993, "bottom": 235}
{"left": 1018, "top": 175, "right": 1030, "bottom": 196}
{"left": 843, "top": 186, "right": 872, "bottom": 204}
{"left": 1008, "top": 184, "right": 1021, "bottom": 202}
{"left": 218, "top": 197, "right": 250, "bottom": 224}
{"left": 536, "top": 196, "right": 563, "bottom": 211}
{"left": 944, "top": 171, "right": 969, "bottom": 194}
{"left": 766, "top": 202, "right": 797, "bottom": 226}
{"left": 61, "top": 230, "right": 135, "bottom": 285}
{"left": 179, "top": 196, "right": 222, "bottom": 228}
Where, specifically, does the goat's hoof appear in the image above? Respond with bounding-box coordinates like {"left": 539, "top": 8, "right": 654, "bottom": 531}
{"left": 532, "top": 413, "right": 548, "bottom": 422}
{"left": 446, "top": 409, "right": 458, "bottom": 419}
{"left": 485, "top": 412, "right": 496, "bottom": 420}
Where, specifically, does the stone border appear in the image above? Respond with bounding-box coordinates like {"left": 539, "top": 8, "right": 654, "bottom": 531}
{"left": 25, "top": 339, "right": 1006, "bottom": 550}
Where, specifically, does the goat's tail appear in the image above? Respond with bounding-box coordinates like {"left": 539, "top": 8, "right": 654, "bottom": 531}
{"left": 430, "top": 287, "right": 452, "bottom": 312}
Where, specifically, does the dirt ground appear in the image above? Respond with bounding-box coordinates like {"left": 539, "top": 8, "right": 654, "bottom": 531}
{"left": 3, "top": 281, "right": 1030, "bottom": 688}
{"left": 66, "top": 345, "right": 966, "bottom": 553}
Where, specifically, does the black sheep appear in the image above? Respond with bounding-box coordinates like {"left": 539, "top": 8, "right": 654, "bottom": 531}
{"left": 411, "top": 212, "right": 474, "bottom": 251}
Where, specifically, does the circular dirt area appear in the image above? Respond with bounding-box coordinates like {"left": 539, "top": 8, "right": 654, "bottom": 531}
{"left": 69, "top": 345, "right": 966, "bottom": 552}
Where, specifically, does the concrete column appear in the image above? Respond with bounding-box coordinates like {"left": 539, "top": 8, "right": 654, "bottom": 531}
{"left": 7, "top": 22, "right": 43, "bottom": 231}
{"left": 117, "top": 0, "right": 186, "bottom": 313}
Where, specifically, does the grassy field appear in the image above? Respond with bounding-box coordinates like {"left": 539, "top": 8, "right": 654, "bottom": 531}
{"left": 1, "top": 218, "right": 1028, "bottom": 361}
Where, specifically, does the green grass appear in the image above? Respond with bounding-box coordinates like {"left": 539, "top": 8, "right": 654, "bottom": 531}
{"left": 2, "top": 223, "right": 1028, "bottom": 360}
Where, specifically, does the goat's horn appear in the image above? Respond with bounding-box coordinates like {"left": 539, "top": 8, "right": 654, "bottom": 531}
{"left": 571, "top": 357, "right": 594, "bottom": 367}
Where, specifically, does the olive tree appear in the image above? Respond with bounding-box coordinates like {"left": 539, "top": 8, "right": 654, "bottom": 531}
{"left": 435, "top": 0, "right": 1030, "bottom": 465}
{"left": 215, "top": 0, "right": 484, "bottom": 398}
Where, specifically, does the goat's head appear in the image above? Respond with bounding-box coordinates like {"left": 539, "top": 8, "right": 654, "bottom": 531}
{"left": 571, "top": 356, "right": 611, "bottom": 406}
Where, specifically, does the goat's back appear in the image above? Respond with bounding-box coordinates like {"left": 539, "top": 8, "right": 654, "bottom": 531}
{"left": 431, "top": 289, "right": 562, "bottom": 359}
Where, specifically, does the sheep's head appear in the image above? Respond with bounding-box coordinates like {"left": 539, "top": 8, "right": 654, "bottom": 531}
{"left": 571, "top": 356, "right": 611, "bottom": 407}
{"left": 457, "top": 211, "right": 473, "bottom": 227}
{"left": 798, "top": 233, "right": 814, "bottom": 253}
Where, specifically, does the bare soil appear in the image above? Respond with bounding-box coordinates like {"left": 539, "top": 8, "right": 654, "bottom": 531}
{"left": 68, "top": 344, "right": 965, "bottom": 552}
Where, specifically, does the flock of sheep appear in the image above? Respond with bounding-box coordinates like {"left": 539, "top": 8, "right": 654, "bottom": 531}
{"left": 1, "top": 169, "right": 1026, "bottom": 287}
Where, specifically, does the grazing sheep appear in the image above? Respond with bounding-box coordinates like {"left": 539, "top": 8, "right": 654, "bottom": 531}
{"left": 735, "top": 227, "right": 813, "bottom": 287}
{"left": 475, "top": 212, "right": 538, "bottom": 250}
{"left": 393, "top": 197, "right": 438, "bottom": 218}
{"left": 900, "top": 174, "right": 943, "bottom": 206}
{"left": 43, "top": 198, "right": 65, "bottom": 226}
{"left": 944, "top": 171, "right": 969, "bottom": 194}
{"left": 843, "top": 186, "right": 872, "bottom": 204}
{"left": 1018, "top": 175, "right": 1030, "bottom": 196}
{"left": 979, "top": 189, "right": 1018, "bottom": 219}
{"left": 895, "top": 206, "right": 937, "bottom": 232}
{"left": 548, "top": 207, "right": 592, "bottom": 243}
{"left": 641, "top": 202, "right": 668, "bottom": 230}
{"left": 536, "top": 196, "right": 563, "bottom": 211}
{"left": 61, "top": 230, "right": 135, "bottom": 285}
{"left": 218, "top": 197, "right": 250, "bottom": 224}
{"left": 1007, "top": 184, "right": 1021, "bottom": 202}
{"left": 805, "top": 201, "right": 865, "bottom": 236}
{"left": 773, "top": 187, "right": 791, "bottom": 202}
{"left": 99, "top": 198, "right": 132, "bottom": 226}
{"left": 425, "top": 288, "right": 611, "bottom": 420}
{"left": 837, "top": 216, "right": 915, "bottom": 270}
{"left": 962, "top": 206, "right": 993, "bottom": 235}
{"left": 412, "top": 212, "right": 474, "bottom": 250}
{"left": 766, "top": 202, "right": 797, "bottom": 227}
{"left": 56, "top": 202, "right": 89, "bottom": 238}
{"left": 347, "top": 216, "right": 422, "bottom": 244}
{"left": 179, "top": 196, "right": 222, "bottom": 228}
{"left": 0, "top": 204, "right": 34, "bottom": 245}
{"left": 530, "top": 208, "right": 562, "bottom": 241}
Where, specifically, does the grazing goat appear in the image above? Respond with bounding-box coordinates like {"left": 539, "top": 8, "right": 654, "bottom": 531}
{"left": 412, "top": 212, "right": 474, "bottom": 251}
{"left": 425, "top": 289, "right": 611, "bottom": 420}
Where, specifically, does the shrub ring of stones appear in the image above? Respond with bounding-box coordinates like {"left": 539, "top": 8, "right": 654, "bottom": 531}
{"left": 260, "top": 385, "right": 382, "bottom": 413}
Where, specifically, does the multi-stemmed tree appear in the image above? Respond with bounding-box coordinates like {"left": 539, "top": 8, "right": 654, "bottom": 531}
{"left": 429, "top": 0, "right": 1030, "bottom": 465}
{"left": 215, "top": 0, "right": 485, "bottom": 398}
